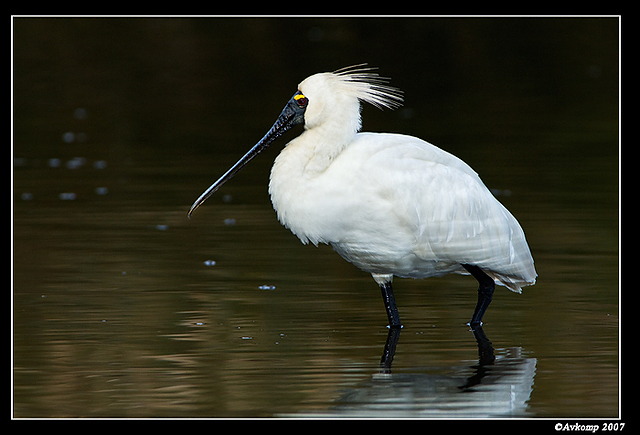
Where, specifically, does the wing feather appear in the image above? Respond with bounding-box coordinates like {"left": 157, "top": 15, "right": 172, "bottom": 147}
{"left": 350, "top": 133, "right": 537, "bottom": 290}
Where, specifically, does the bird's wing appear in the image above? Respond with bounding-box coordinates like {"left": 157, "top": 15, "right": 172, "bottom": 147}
{"left": 352, "top": 133, "right": 537, "bottom": 290}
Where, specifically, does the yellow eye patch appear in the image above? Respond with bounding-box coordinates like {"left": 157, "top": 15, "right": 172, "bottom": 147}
{"left": 293, "top": 92, "right": 308, "bottom": 107}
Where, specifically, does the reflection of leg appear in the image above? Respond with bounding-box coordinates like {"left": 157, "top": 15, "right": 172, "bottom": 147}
{"left": 379, "top": 281, "right": 403, "bottom": 328}
{"left": 379, "top": 327, "right": 402, "bottom": 373}
{"left": 463, "top": 264, "right": 495, "bottom": 327}
{"left": 460, "top": 325, "right": 495, "bottom": 390}
{"left": 470, "top": 325, "right": 495, "bottom": 366}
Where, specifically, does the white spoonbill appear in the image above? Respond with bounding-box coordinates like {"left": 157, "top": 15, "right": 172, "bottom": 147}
{"left": 189, "top": 65, "right": 537, "bottom": 329}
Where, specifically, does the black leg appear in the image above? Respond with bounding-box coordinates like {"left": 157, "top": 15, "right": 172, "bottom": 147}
{"left": 462, "top": 264, "right": 495, "bottom": 327}
{"left": 379, "top": 281, "right": 403, "bottom": 328}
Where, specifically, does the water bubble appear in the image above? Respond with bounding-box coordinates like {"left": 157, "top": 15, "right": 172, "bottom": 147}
{"left": 73, "top": 107, "right": 87, "bottom": 120}
{"left": 66, "top": 157, "right": 86, "bottom": 169}
{"left": 94, "top": 187, "right": 108, "bottom": 195}
{"left": 59, "top": 192, "right": 76, "bottom": 200}
{"left": 48, "top": 158, "right": 61, "bottom": 168}
{"left": 204, "top": 260, "right": 216, "bottom": 266}
{"left": 62, "top": 132, "right": 75, "bottom": 143}
{"left": 258, "top": 285, "right": 276, "bottom": 290}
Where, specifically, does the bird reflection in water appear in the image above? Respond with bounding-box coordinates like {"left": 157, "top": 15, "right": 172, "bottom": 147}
{"left": 294, "top": 326, "right": 537, "bottom": 418}
{"left": 380, "top": 325, "right": 496, "bottom": 374}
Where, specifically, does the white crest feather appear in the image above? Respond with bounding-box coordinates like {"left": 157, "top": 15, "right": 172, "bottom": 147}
{"left": 332, "top": 64, "right": 404, "bottom": 110}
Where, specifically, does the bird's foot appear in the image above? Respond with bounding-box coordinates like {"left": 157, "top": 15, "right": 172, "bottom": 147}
{"left": 467, "top": 320, "right": 483, "bottom": 330}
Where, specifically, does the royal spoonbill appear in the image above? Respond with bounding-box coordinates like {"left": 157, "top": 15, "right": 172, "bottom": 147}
{"left": 189, "top": 65, "right": 537, "bottom": 329}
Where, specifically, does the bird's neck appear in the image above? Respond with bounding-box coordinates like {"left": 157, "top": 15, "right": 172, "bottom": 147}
{"left": 269, "top": 123, "right": 359, "bottom": 245}
{"left": 295, "top": 122, "right": 358, "bottom": 174}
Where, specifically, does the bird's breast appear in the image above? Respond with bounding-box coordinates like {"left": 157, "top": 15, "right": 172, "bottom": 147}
{"left": 268, "top": 150, "right": 352, "bottom": 246}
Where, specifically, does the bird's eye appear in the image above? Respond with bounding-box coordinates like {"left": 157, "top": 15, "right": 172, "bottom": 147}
{"left": 294, "top": 94, "right": 308, "bottom": 108}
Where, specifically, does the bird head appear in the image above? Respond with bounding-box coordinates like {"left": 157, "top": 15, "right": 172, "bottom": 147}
{"left": 297, "top": 66, "right": 403, "bottom": 134}
{"left": 187, "top": 64, "right": 402, "bottom": 218}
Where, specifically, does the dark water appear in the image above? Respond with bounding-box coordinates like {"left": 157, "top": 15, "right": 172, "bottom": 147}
{"left": 12, "top": 17, "right": 619, "bottom": 418}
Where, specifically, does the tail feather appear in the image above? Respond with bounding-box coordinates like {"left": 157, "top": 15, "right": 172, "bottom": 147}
{"left": 485, "top": 270, "right": 537, "bottom": 294}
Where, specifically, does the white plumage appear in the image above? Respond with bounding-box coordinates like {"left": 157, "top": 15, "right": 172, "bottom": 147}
{"left": 189, "top": 65, "right": 537, "bottom": 328}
